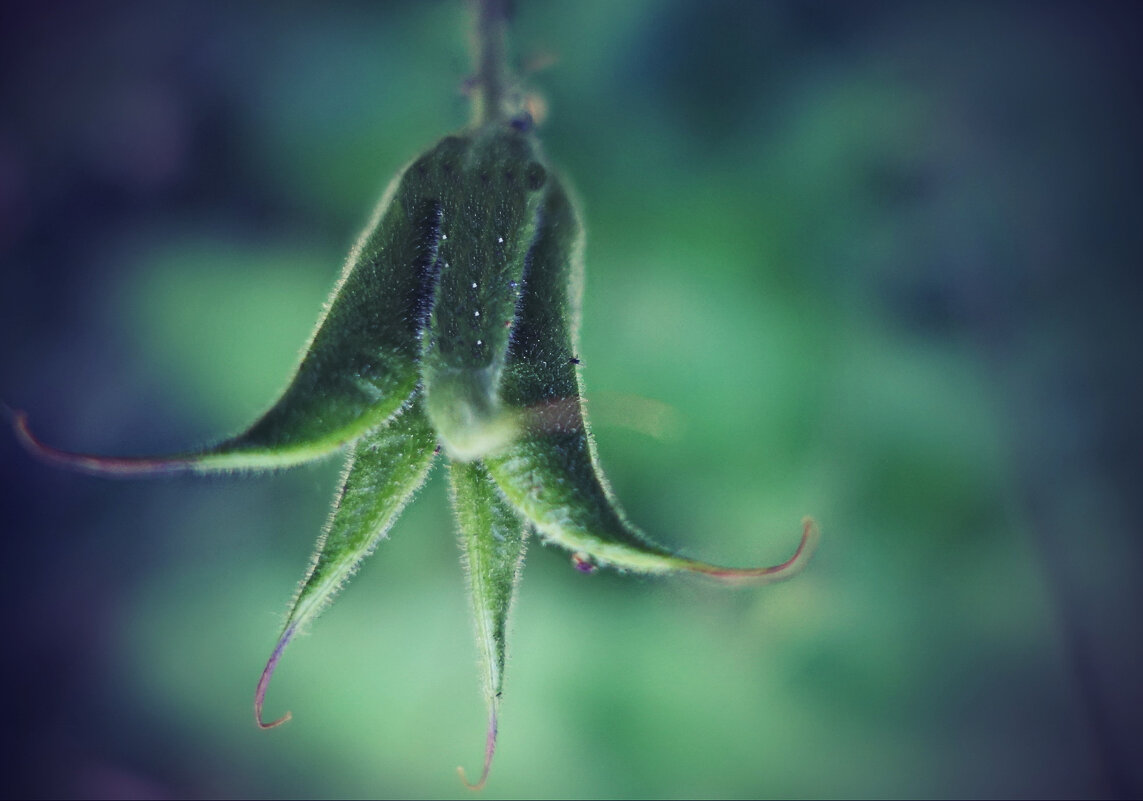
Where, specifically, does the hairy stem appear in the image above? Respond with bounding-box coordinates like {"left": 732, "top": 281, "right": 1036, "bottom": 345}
{"left": 471, "top": 0, "right": 511, "bottom": 125}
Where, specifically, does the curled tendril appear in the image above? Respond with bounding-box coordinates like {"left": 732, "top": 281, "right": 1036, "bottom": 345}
{"left": 254, "top": 624, "right": 297, "bottom": 730}
{"left": 457, "top": 710, "right": 498, "bottom": 791}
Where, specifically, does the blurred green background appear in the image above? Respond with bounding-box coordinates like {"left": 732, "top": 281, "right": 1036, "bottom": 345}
{"left": 2, "top": 1, "right": 1141, "bottom": 798}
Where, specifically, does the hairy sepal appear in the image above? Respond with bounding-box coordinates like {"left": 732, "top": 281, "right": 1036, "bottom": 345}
{"left": 449, "top": 459, "right": 527, "bottom": 789}
{"left": 255, "top": 397, "right": 437, "bottom": 728}
{"left": 483, "top": 177, "right": 818, "bottom": 581}
{"left": 12, "top": 144, "right": 450, "bottom": 474}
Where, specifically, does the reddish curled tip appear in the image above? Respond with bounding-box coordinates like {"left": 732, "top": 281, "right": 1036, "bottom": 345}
{"left": 254, "top": 625, "right": 296, "bottom": 730}
{"left": 457, "top": 709, "right": 498, "bottom": 791}
{"left": 12, "top": 410, "right": 194, "bottom": 477}
{"left": 692, "top": 517, "right": 820, "bottom": 586}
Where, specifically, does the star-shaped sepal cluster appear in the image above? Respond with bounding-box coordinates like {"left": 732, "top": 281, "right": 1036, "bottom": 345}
{"left": 13, "top": 120, "right": 817, "bottom": 789}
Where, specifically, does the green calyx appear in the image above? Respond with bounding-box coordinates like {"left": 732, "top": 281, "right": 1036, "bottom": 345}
{"left": 12, "top": 17, "right": 817, "bottom": 787}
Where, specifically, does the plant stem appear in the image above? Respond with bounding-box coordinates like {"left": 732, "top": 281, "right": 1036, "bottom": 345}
{"left": 471, "top": 0, "right": 511, "bottom": 125}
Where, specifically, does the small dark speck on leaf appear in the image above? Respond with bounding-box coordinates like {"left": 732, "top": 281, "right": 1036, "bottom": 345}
{"left": 571, "top": 553, "right": 597, "bottom": 574}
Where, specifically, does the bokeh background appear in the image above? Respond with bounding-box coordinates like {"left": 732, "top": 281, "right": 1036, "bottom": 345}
{"left": 3, "top": 1, "right": 1142, "bottom": 798}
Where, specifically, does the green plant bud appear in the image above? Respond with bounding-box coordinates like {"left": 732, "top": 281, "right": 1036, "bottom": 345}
{"left": 13, "top": 114, "right": 816, "bottom": 789}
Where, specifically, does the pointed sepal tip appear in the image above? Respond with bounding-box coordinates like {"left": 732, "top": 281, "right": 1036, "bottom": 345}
{"left": 691, "top": 516, "right": 819, "bottom": 585}
{"left": 13, "top": 410, "right": 194, "bottom": 477}
{"left": 457, "top": 709, "right": 498, "bottom": 791}
{"left": 254, "top": 624, "right": 296, "bottom": 730}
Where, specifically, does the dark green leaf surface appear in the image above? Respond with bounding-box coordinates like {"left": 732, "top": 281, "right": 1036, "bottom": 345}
{"left": 420, "top": 128, "right": 548, "bottom": 460}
